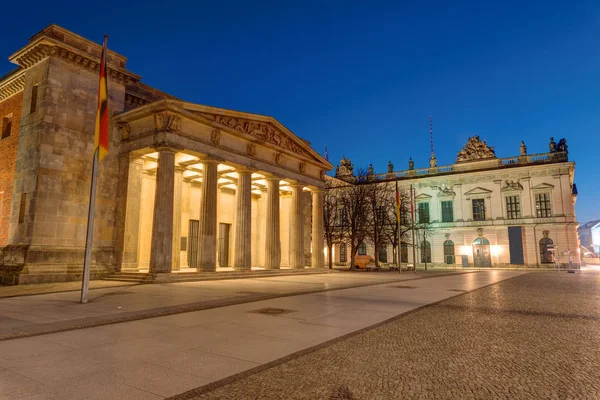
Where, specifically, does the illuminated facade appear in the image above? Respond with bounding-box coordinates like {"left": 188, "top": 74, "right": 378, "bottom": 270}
{"left": 329, "top": 136, "right": 579, "bottom": 268}
{"left": 0, "top": 25, "right": 331, "bottom": 284}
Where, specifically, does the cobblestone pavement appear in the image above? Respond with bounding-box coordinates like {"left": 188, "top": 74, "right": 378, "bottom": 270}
{"left": 174, "top": 271, "right": 600, "bottom": 400}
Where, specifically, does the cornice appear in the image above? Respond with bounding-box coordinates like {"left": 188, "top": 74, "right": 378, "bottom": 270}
{"left": 9, "top": 37, "right": 141, "bottom": 85}
{"left": 0, "top": 69, "right": 26, "bottom": 102}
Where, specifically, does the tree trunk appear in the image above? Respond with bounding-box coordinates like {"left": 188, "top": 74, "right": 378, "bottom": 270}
{"left": 328, "top": 244, "right": 333, "bottom": 269}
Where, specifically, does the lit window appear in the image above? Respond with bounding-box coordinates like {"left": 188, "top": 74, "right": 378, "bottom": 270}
{"left": 505, "top": 195, "right": 521, "bottom": 219}
{"left": 472, "top": 199, "right": 485, "bottom": 221}
{"left": 535, "top": 193, "right": 552, "bottom": 218}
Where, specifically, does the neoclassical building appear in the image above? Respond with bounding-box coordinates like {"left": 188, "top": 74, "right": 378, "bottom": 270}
{"left": 0, "top": 25, "right": 331, "bottom": 284}
{"left": 328, "top": 137, "right": 579, "bottom": 268}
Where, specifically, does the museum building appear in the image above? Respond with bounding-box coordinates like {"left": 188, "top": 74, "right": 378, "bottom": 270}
{"left": 328, "top": 137, "right": 579, "bottom": 269}
{"left": 0, "top": 25, "right": 332, "bottom": 284}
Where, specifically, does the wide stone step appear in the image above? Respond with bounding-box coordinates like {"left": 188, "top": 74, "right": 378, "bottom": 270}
{"left": 102, "top": 268, "right": 329, "bottom": 283}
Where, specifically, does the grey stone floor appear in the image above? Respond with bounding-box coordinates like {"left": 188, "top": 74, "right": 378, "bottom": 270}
{"left": 176, "top": 270, "right": 600, "bottom": 400}
{"left": 0, "top": 271, "right": 465, "bottom": 340}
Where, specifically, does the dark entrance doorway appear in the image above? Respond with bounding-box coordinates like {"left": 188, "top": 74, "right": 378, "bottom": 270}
{"left": 218, "top": 223, "right": 231, "bottom": 268}
{"left": 187, "top": 219, "right": 199, "bottom": 269}
{"left": 472, "top": 237, "right": 492, "bottom": 267}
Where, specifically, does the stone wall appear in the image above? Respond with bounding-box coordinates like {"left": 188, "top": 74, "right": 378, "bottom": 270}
{"left": 1, "top": 55, "right": 127, "bottom": 284}
{"left": 0, "top": 91, "right": 23, "bottom": 247}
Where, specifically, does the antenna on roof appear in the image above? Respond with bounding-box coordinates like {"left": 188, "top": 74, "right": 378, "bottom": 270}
{"left": 430, "top": 115, "right": 434, "bottom": 156}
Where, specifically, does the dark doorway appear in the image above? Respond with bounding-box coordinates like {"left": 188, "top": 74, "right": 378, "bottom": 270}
{"left": 508, "top": 226, "right": 524, "bottom": 264}
{"left": 218, "top": 223, "right": 231, "bottom": 268}
{"left": 187, "top": 220, "right": 199, "bottom": 269}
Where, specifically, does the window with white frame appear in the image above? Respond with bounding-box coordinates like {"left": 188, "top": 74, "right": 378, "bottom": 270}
{"left": 535, "top": 193, "right": 552, "bottom": 218}
{"left": 505, "top": 195, "right": 521, "bottom": 219}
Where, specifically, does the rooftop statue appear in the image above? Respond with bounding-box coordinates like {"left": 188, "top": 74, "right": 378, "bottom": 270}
{"left": 557, "top": 138, "right": 568, "bottom": 153}
{"left": 408, "top": 157, "right": 414, "bottom": 170}
{"left": 520, "top": 141, "right": 527, "bottom": 156}
{"left": 456, "top": 135, "right": 497, "bottom": 162}
{"left": 388, "top": 161, "right": 393, "bottom": 173}
{"left": 549, "top": 137, "right": 557, "bottom": 152}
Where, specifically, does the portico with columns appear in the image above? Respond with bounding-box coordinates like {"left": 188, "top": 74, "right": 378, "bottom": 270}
{"left": 113, "top": 100, "right": 331, "bottom": 277}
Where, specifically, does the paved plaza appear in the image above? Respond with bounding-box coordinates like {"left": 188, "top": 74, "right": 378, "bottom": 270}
{"left": 175, "top": 270, "right": 600, "bottom": 400}
{"left": 0, "top": 270, "right": 524, "bottom": 399}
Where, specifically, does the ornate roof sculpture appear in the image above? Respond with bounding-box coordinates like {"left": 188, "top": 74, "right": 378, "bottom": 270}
{"left": 456, "top": 136, "right": 497, "bottom": 163}
{"left": 335, "top": 156, "right": 354, "bottom": 178}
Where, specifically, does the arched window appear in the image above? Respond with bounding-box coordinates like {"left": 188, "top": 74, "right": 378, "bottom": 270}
{"left": 472, "top": 237, "right": 491, "bottom": 267}
{"left": 420, "top": 240, "right": 431, "bottom": 263}
{"left": 444, "top": 240, "right": 455, "bottom": 264}
{"left": 378, "top": 246, "right": 388, "bottom": 263}
{"left": 539, "top": 238, "right": 554, "bottom": 263}
{"left": 358, "top": 242, "right": 367, "bottom": 256}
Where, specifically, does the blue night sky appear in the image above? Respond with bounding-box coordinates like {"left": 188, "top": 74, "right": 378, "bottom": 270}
{"left": 1, "top": 1, "right": 599, "bottom": 222}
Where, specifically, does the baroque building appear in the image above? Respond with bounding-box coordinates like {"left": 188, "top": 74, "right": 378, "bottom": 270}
{"left": 0, "top": 25, "right": 332, "bottom": 284}
{"left": 328, "top": 136, "right": 579, "bottom": 268}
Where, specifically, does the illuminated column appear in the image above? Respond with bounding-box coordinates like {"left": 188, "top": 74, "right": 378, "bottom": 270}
{"left": 149, "top": 148, "right": 175, "bottom": 274}
{"left": 171, "top": 166, "right": 184, "bottom": 271}
{"left": 197, "top": 159, "right": 219, "bottom": 272}
{"left": 311, "top": 189, "right": 325, "bottom": 268}
{"left": 289, "top": 183, "right": 304, "bottom": 269}
{"left": 233, "top": 169, "right": 252, "bottom": 270}
{"left": 264, "top": 177, "right": 281, "bottom": 269}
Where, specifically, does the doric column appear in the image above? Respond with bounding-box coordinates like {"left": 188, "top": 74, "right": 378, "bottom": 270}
{"left": 311, "top": 189, "right": 325, "bottom": 268}
{"left": 197, "top": 159, "right": 219, "bottom": 272}
{"left": 289, "top": 183, "right": 305, "bottom": 269}
{"left": 264, "top": 177, "right": 281, "bottom": 269}
{"left": 172, "top": 166, "right": 184, "bottom": 271}
{"left": 233, "top": 169, "right": 252, "bottom": 270}
{"left": 149, "top": 149, "right": 175, "bottom": 274}
{"left": 119, "top": 156, "right": 144, "bottom": 271}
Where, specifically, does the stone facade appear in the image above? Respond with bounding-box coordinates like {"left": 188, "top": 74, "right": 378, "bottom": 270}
{"left": 329, "top": 140, "right": 579, "bottom": 269}
{"left": 0, "top": 25, "right": 332, "bottom": 284}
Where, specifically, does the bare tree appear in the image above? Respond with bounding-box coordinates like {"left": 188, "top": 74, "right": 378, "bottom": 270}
{"left": 323, "top": 177, "right": 344, "bottom": 269}
{"left": 365, "top": 180, "right": 394, "bottom": 266}
{"left": 337, "top": 168, "right": 370, "bottom": 270}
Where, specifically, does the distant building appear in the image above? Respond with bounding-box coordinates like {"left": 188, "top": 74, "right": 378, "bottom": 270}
{"left": 579, "top": 220, "right": 600, "bottom": 256}
{"left": 329, "top": 135, "right": 579, "bottom": 268}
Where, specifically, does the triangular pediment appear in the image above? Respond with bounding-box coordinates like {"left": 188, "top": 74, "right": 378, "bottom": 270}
{"left": 415, "top": 193, "right": 432, "bottom": 200}
{"left": 464, "top": 187, "right": 493, "bottom": 196}
{"left": 531, "top": 183, "right": 555, "bottom": 191}
{"left": 182, "top": 104, "right": 331, "bottom": 168}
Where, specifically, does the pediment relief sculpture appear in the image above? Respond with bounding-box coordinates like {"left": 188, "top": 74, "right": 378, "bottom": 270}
{"left": 502, "top": 180, "right": 523, "bottom": 191}
{"left": 456, "top": 136, "right": 497, "bottom": 162}
{"left": 437, "top": 185, "right": 456, "bottom": 197}
{"left": 211, "top": 129, "right": 221, "bottom": 146}
{"left": 118, "top": 122, "right": 131, "bottom": 140}
{"left": 154, "top": 112, "right": 181, "bottom": 133}
{"left": 199, "top": 113, "right": 305, "bottom": 156}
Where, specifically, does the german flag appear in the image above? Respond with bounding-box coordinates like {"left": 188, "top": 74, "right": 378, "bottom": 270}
{"left": 94, "top": 35, "right": 109, "bottom": 161}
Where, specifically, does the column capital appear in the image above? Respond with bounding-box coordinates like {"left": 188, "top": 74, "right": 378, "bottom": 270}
{"left": 197, "top": 155, "right": 224, "bottom": 164}
{"left": 154, "top": 146, "right": 178, "bottom": 154}
{"left": 308, "top": 186, "right": 323, "bottom": 193}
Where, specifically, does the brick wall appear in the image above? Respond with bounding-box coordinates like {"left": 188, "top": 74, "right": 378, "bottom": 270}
{"left": 0, "top": 91, "right": 23, "bottom": 246}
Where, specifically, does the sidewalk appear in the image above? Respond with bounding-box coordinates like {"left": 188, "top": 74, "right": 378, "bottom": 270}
{"left": 0, "top": 270, "right": 465, "bottom": 341}
{"left": 0, "top": 271, "right": 526, "bottom": 400}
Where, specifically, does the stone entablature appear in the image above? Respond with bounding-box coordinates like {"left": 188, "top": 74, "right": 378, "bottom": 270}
{"left": 114, "top": 100, "right": 331, "bottom": 187}
{"left": 9, "top": 24, "right": 141, "bottom": 85}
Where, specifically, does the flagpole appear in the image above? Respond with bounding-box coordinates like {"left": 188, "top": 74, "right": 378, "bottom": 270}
{"left": 395, "top": 178, "right": 401, "bottom": 274}
{"left": 410, "top": 184, "right": 416, "bottom": 274}
{"left": 81, "top": 148, "right": 99, "bottom": 304}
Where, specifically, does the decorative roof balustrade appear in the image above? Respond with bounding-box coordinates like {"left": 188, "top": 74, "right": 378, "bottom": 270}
{"left": 364, "top": 151, "right": 568, "bottom": 182}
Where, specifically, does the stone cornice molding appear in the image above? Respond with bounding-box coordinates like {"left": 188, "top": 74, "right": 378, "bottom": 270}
{"left": 113, "top": 99, "right": 333, "bottom": 172}
{"left": 0, "top": 69, "right": 26, "bottom": 101}
{"left": 9, "top": 37, "right": 141, "bottom": 85}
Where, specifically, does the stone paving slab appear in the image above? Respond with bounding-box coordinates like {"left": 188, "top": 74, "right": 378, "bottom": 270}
{"left": 174, "top": 270, "right": 600, "bottom": 400}
{"left": 0, "top": 271, "right": 467, "bottom": 341}
{"left": 0, "top": 271, "right": 523, "bottom": 399}
{"left": 0, "top": 280, "right": 138, "bottom": 299}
